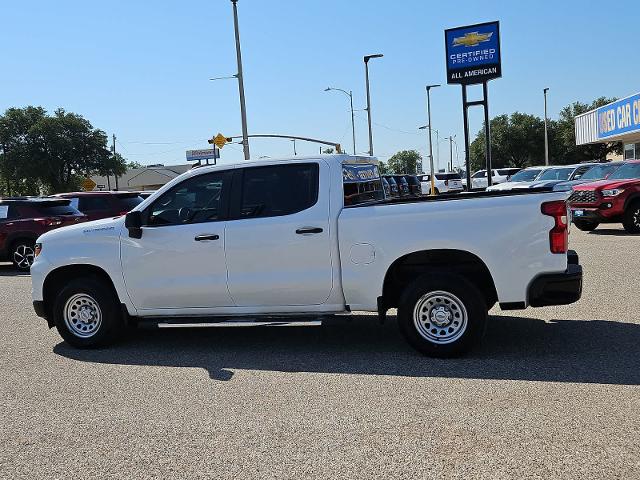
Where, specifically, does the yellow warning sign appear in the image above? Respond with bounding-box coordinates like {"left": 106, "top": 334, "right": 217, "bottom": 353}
{"left": 81, "top": 178, "right": 97, "bottom": 191}
{"left": 213, "top": 133, "right": 227, "bottom": 149}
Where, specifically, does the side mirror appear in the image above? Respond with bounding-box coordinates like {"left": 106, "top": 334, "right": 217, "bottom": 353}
{"left": 125, "top": 211, "right": 143, "bottom": 239}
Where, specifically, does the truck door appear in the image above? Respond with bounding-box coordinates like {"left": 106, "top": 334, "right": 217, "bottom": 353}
{"left": 224, "top": 161, "right": 333, "bottom": 307}
{"left": 121, "top": 170, "right": 234, "bottom": 310}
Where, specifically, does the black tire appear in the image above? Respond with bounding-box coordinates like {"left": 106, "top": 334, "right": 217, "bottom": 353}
{"left": 10, "top": 239, "right": 36, "bottom": 271}
{"left": 53, "top": 277, "right": 123, "bottom": 348}
{"left": 622, "top": 201, "right": 640, "bottom": 233}
{"left": 397, "top": 273, "right": 487, "bottom": 357}
{"left": 573, "top": 220, "right": 599, "bottom": 232}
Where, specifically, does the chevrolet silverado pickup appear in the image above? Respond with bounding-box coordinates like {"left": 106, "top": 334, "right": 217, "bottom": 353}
{"left": 31, "top": 154, "right": 583, "bottom": 357}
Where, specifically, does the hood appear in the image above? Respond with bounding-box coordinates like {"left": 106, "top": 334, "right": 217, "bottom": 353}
{"left": 573, "top": 178, "right": 640, "bottom": 191}
{"left": 487, "top": 181, "right": 534, "bottom": 191}
{"left": 37, "top": 216, "right": 124, "bottom": 243}
{"left": 528, "top": 180, "right": 565, "bottom": 188}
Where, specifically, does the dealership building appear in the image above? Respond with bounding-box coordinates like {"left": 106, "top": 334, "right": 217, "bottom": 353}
{"left": 575, "top": 92, "right": 640, "bottom": 160}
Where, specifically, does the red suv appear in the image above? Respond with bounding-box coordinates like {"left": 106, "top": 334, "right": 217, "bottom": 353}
{"left": 53, "top": 191, "right": 144, "bottom": 221}
{"left": 0, "top": 198, "right": 87, "bottom": 270}
{"left": 568, "top": 160, "right": 640, "bottom": 233}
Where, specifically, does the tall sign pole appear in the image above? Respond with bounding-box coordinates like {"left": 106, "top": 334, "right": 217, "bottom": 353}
{"left": 364, "top": 54, "right": 383, "bottom": 156}
{"left": 425, "top": 84, "right": 440, "bottom": 196}
{"left": 445, "top": 21, "right": 501, "bottom": 190}
{"left": 231, "top": 0, "right": 250, "bottom": 160}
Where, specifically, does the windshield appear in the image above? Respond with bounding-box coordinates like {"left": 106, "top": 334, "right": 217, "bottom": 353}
{"left": 608, "top": 162, "right": 640, "bottom": 180}
{"left": 580, "top": 164, "right": 618, "bottom": 180}
{"left": 538, "top": 167, "right": 574, "bottom": 181}
{"left": 509, "top": 169, "right": 542, "bottom": 182}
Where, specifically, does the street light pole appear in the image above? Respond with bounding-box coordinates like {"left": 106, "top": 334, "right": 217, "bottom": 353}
{"left": 425, "top": 84, "right": 440, "bottom": 195}
{"left": 543, "top": 87, "right": 550, "bottom": 166}
{"left": 325, "top": 87, "right": 356, "bottom": 154}
{"left": 364, "top": 54, "right": 383, "bottom": 156}
{"left": 231, "top": 0, "right": 250, "bottom": 160}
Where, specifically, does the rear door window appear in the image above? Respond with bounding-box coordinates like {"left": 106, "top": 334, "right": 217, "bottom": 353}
{"left": 36, "top": 203, "right": 81, "bottom": 216}
{"left": 239, "top": 163, "right": 319, "bottom": 218}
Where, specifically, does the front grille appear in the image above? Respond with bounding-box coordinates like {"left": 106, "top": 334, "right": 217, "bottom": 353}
{"left": 569, "top": 190, "right": 597, "bottom": 203}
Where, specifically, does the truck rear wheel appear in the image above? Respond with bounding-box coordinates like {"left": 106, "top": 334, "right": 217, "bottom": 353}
{"left": 397, "top": 273, "right": 486, "bottom": 357}
{"left": 573, "top": 220, "right": 599, "bottom": 232}
{"left": 53, "top": 277, "right": 123, "bottom": 348}
{"left": 622, "top": 201, "right": 640, "bottom": 233}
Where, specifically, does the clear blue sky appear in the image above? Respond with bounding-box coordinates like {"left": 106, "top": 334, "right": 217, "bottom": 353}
{"left": 2, "top": 0, "right": 639, "bottom": 168}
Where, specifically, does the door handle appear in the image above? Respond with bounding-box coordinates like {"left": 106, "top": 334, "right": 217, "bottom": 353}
{"left": 296, "top": 227, "right": 323, "bottom": 234}
{"left": 194, "top": 234, "right": 219, "bottom": 241}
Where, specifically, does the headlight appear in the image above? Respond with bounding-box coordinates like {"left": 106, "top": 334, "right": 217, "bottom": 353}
{"left": 601, "top": 188, "right": 624, "bottom": 197}
{"left": 553, "top": 184, "right": 572, "bottom": 192}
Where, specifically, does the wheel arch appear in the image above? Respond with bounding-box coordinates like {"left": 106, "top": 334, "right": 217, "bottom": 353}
{"left": 623, "top": 193, "right": 640, "bottom": 210}
{"left": 381, "top": 249, "right": 498, "bottom": 311}
{"left": 42, "top": 264, "right": 123, "bottom": 324}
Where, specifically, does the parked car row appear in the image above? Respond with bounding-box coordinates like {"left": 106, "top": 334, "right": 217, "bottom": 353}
{"left": 483, "top": 159, "right": 640, "bottom": 233}
{"left": 0, "top": 191, "right": 144, "bottom": 270}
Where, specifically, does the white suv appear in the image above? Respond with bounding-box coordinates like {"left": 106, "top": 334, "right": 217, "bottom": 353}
{"left": 418, "top": 172, "right": 464, "bottom": 194}
{"left": 462, "top": 168, "right": 521, "bottom": 190}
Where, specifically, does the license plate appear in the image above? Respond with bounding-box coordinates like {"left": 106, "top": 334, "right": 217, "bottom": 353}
{"left": 573, "top": 210, "right": 584, "bottom": 217}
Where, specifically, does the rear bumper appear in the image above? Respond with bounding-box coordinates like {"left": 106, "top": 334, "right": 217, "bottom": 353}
{"left": 500, "top": 250, "right": 582, "bottom": 310}
{"left": 528, "top": 262, "right": 583, "bottom": 307}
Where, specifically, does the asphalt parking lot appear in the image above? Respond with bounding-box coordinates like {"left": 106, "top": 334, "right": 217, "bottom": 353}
{"left": 1, "top": 227, "right": 639, "bottom": 479}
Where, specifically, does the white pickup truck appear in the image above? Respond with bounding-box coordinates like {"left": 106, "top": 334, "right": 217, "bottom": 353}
{"left": 31, "top": 154, "right": 582, "bottom": 357}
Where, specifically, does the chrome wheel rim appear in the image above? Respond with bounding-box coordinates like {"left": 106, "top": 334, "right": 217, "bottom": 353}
{"left": 633, "top": 208, "right": 640, "bottom": 228}
{"left": 13, "top": 244, "right": 35, "bottom": 269}
{"left": 413, "top": 290, "right": 468, "bottom": 344}
{"left": 64, "top": 294, "right": 102, "bottom": 338}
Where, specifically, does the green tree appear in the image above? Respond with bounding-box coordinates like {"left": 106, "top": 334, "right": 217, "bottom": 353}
{"left": 555, "top": 97, "right": 622, "bottom": 163}
{"left": 387, "top": 150, "right": 421, "bottom": 174}
{"left": 126, "top": 160, "right": 143, "bottom": 169}
{"left": 0, "top": 107, "right": 125, "bottom": 194}
{"left": 0, "top": 106, "right": 47, "bottom": 196}
{"left": 469, "top": 113, "right": 546, "bottom": 171}
{"left": 377, "top": 161, "right": 390, "bottom": 175}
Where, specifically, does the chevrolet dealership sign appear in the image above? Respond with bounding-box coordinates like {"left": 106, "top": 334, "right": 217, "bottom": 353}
{"left": 445, "top": 21, "right": 501, "bottom": 85}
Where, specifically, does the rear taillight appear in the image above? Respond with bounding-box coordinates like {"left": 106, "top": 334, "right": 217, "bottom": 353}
{"left": 34, "top": 217, "right": 63, "bottom": 227}
{"left": 541, "top": 200, "right": 568, "bottom": 254}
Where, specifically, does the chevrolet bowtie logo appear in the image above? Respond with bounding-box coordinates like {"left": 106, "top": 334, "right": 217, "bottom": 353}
{"left": 453, "top": 31, "right": 493, "bottom": 47}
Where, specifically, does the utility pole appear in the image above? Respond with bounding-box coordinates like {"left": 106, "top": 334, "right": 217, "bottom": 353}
{"left": 543, "top": 87, "right": 550, "bottom": 165}
{"left": 112, "top": 134, "right": 118, "bottom": 191}
{"left": 364, "top": 54, "right": 383, "bottom": 156}
{"left": 446, "top": 135, "right": 456, "bottom": 172}
{"left": 231, "top": 0, "right": 250, "bottom": 160}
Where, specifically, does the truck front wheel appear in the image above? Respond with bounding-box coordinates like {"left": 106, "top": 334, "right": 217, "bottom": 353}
{"left": 53, "top": 277, "right": 123, "bottom": 348}
{"left": 397, "top": 273, "right": 487, "bottom": 357}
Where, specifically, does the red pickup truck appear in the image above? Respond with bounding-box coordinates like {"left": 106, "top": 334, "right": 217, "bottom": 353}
{"left": 568, "top": 160, "right": 640, "bottom": 232}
